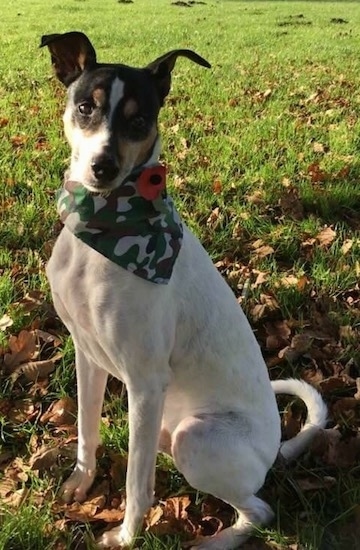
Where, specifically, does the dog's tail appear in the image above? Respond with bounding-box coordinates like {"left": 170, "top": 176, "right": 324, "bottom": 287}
{"left": 271, "top": 378, "right": 327, "bottom": 461}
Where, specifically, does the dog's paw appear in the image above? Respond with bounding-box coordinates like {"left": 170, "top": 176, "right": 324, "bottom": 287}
{"left": 97, "top": 525, "right": 134, "bottom": 549}
{"left": 59, "top": 465, "right": 96, "bottom": 503}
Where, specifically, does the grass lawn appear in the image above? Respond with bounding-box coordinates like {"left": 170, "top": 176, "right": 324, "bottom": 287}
{"left": 1, "top": 0, "right": 360, "bottom": 548}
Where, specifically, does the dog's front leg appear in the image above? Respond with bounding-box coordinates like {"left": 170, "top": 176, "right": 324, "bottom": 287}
{"left": 60, "top": 346, "right": 108, "bottom": 503}
{"left": 98, "top": 378, "right": 167, "bottom": 548}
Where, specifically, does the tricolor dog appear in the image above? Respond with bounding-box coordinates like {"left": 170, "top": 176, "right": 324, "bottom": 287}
{"left": 41, "top": 32, "right": 327, "bottom": 549}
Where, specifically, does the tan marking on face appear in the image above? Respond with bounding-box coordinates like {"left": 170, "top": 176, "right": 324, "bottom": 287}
{"left": 92, "top": 87, "right": 106, "bottom": 106}
{"left": 118, "top": 123, "right": 158, "bottom": 171}
{"left": 78, "top": 51, "right": 87, "bottom": 70}
{"left": 123, "top": 98, "right": 138, "bottom": 118}
{"left": 63, "top": 105, "right": 74, "bottom": 145}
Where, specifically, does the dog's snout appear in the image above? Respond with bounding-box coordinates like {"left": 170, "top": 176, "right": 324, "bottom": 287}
{"left": 91, "top": 154, "right": 119, "bottom": 183}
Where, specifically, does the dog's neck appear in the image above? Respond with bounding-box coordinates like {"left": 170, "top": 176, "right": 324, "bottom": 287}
{"left": 57, "top": 161, "right": 183, "bottom": 284}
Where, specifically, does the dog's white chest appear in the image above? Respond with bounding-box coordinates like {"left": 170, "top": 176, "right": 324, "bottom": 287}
{"left": 48, "top": 225, "right": 281, "bottom": 428}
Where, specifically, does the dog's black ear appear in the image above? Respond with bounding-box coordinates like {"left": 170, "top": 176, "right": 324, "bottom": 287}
{"left": 146, "top": 49, "right": 211, "bottom": 104}
{"left": 40, "top": 31, "right": 97, "bottom": 86}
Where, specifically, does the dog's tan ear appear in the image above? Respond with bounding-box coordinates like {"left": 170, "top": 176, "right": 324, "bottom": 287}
{"left": 147, "top": 49, "right": 211, "bottom": 105}
{"left": 40, "top": 31, "right": 97, "bottom": 86}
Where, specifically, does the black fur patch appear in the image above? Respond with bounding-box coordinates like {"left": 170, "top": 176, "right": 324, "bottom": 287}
{"left": 70, "top": 64, "right": 160, "bottom": 141}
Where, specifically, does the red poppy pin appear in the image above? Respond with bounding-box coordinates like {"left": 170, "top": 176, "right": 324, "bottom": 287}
{"left": 137, "top": 165, "right": 166, "bottom": 201}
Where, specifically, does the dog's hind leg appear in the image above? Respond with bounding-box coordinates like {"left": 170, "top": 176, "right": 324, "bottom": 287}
{"left": 60, "top": 346, "right": 108, "bottom": 503}
{"left": 171, "top": 413, "right": 278, "bottom": 550}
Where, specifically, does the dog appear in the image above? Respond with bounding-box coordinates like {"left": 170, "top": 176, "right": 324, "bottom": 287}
{"left": 41, "top": 32, "right": 327, "bottom": 549}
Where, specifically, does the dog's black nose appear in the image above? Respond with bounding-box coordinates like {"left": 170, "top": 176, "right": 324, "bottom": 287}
{"left": 91, "top": 154, "right": 119, "bottom": 182}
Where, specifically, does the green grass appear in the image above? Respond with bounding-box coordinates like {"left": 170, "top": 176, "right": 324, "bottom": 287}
{"left": 1, "top": 0, "right": 360, "bottom": 548}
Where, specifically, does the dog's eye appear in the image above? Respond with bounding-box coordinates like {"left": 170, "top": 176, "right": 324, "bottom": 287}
{"left": 78, "top": 102, "right": 95, "bottom": 116}
{"left": 129, "top": 116, "right": 146, "bottom": 131}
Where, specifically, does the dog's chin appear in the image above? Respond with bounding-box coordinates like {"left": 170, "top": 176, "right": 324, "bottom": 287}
{"left": 81, "top": 169, "right": 134, "bottom": 195}
{"left": 82, "top": 181, "right": 117, "bottom": 195}
{"left": 81, "top": 176, "right": 122, "bottom": 195}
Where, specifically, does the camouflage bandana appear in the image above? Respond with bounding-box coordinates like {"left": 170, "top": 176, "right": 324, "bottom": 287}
{"left": 57, "top": 167, "right": 183, "bottom": 284}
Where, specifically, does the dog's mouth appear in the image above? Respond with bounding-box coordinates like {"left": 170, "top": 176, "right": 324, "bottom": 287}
{"left": 79, "top": 167, "right": 131, "bottom": 195}
{"left": 69, "top": 137, "right": 162, "bottom": 195}
{"left": 82, "top": 180, "right": 119, "bottom": 195}
{"left": 73, "top": 163, "right": 166, "bottom": 202}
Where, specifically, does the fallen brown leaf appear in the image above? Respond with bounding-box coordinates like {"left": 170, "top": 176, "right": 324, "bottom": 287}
{"left": 332, "top": 397, "right": 360, "bottom": 424}
{"left": 252, "top": 88, "right": 272, "bottom": 102}
{"left": 312, "top": 141, "right": 326, "bottom": 153}
{"left": 307, "top": 162, "right": 328, "bottom": 183}
{"left": 0, "top": 117, "right": 9, "bottom": 127}
{"left": 34, "top": 328, "right": 62, "bottom": 347}
{"left": 254, "top": 245, "right": 274, "bottom": 259}
{"left": 64, "top": 501, "right": 99, "bottom": 522}
{"left": 173, "top": 174, "right": 186, "bottom": 189}
{"left": 339, "top": 325, "right": 357, "bottom": 341}
{"left": 302, "top": 367, "right": 324, "bottom": 387}
{"left": 200, "top": 516, "right": 223, "bottom": 537}
{"left": 311, "top": 429, "right": 360, "bottom": 467}
{"left": 109, "top": 452, "right": 127, "bottom": 487}
{"left": 246, "top": 190, "right": 264, "bottom": 205}
{"left": 14, "top": 290, "right": 45, "bottom": 313}
{"left": 297, "top": 475, "right": 336, "bottom": 492}
{"left": 319, "top": 375, "right": 355, "bottom": 394}
{"left": 279, "top": 332, "right": 314, "bottom": 362}
{"left": 279, "top": 186, "right": 304, "bottom": 220}
{"left": 297, "top": 274, "right": 309, "bottom": 291}
{"left": 341, "top": 239, "right": 353, "bottom": 255}
{"left": 0, "top": 398, "right": 12, "bottom": 416}
{"left": 40, "top": 396, "right": 77, "bottom": 426}
{"left": 251, "top": 270, "right": 268, "bottom": 288}
{"left": 176, "top": 137, "right": 189, "bottom": 160}
{"left": 94, "top": 507, "right": 125, "bottom": 522}
{"left": 316, "top": 226, "right": 336, "bottom": 247}
{"left": 354, "top": 378, "right": 360, "bottom": 400}
{"left": 0, "top": 477, "right": 17, "bottom": 498}
{"left": 145, "top": 505, "right": 164, "bottom": 529}
{"left": 5, "top": 458, "right": 29, "bottom": 483}
{"left": 11, "top": 359, "right": 56, "bottom": 383}
{"left": 10, "top": 134, "right": 28, "bottom": 148}
{"left": 4, "top": 330, "right": 38, "bottom": 371}
{"left": 279, "top": 274, "right": 300, "bottom": 287}
{"left": 0, "top": 313, "right": 13, "bottom": 331}
{"left": 251, "top": 294, "right": 279, "bottom": 322}
{"left": 3, "top": 487, "right": 29, "bottom": 507}
{"left": 265, "top": 320, "right": 291, "bottom": 351}
{"left": 212, "top": 179, "right": 222, "bottom": 194}
{"left": 29, "top": 445, "right": 61, "bottom": 471}
{"left": 7, "top": 399, "right": 38, "bottom": 424}
{"left": 163, "top": 495, "right": 191, "bottom": 520}
{"left": 206, "top": 207, "right": 222, "bottom": 229}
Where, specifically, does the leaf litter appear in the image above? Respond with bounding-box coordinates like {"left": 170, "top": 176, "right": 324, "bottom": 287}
{"left": 1, "top": 238, "right": 360, "bottom": 547}
{"left": 0, "top": 322, "right": 357, "bottom": 539}
{"left": 1, "top": 96, "right": 360, "bottom": 548}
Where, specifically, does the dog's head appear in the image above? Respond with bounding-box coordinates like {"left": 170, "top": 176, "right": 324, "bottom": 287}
{"left": 41, "top": 32, "right": 210, "bottom": 193}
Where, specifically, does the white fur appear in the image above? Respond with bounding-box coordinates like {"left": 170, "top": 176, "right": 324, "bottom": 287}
{"left": 65, "top": 123, "right": 111, "bottom": 188}
{"left": 272, "top": 379, "right": 327, "bottom": 460}
{"left": 109, "top": 77, "right": 124, "bottom": 121}
{"left": 47, "top": 155, "right": 327, "bottom": 550}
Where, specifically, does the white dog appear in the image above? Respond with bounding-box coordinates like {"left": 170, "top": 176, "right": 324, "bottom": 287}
{"left": 41, "top": 31, "right": 327, "bottom": 549}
